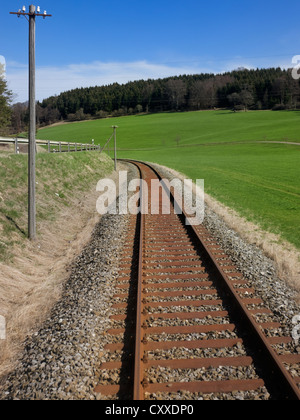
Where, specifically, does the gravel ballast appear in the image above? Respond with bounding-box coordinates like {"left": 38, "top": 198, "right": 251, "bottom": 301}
{"left": 1, "top": 161, "right": 299, "bottom": 400}
{"left": 0, "top": 210, "right": 130, "bottom": 400}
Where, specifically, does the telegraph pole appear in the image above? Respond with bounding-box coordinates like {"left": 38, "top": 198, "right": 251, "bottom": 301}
{"left": 28, "top": 5, "right": 36, "bottom": 240}
{"left": 112, "top": 125, "right": 118, "bottom": 171}
{"left": 10, "top": 5, "right": 52, "bottom": 240}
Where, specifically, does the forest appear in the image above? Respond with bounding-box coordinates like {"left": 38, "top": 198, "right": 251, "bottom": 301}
{"left": 3, "top": 67, "right": 300, "bottom": 134}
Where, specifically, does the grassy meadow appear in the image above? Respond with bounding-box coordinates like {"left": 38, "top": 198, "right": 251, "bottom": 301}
{"left": 37, "top": 110, "right": 300, "bottom": 249}
{"left": 38, "top": 110, "right": 300, "bottom": 147}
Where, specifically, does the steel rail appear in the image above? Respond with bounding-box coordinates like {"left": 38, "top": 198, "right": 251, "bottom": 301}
{"left": 133, "top": 163, "right": 145, "bottom": 400}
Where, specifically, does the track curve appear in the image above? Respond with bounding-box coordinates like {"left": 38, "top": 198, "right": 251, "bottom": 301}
{"left": 95, "top": 160, "right": 300, "bottom": 400}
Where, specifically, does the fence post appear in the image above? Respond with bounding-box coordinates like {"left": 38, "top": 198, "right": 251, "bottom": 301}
{"left": 15, "top": 137, "right": 19, "bottom": 154}
{"left": 59, "top": 142, "right": 62, "bottom": 153}
{"left": 48, "top": 140, "right": 51, "bottom": 153}
{"left": 68, "top": 143, "right": 70, "bottom": 153}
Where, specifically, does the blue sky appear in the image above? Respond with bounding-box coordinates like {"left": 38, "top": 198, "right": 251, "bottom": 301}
{"left": 1, "top": 0, "right": 300, "bottom": 102}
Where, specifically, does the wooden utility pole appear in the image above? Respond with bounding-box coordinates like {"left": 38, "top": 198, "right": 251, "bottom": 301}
{"left": 28, "top": 5, "right": 36, "bottom": 240}
{"left": 112, "top": 125, "right": 118, "bottom": 171}
{"left": 10, "top": 5, "right": 52, "bottom": 240}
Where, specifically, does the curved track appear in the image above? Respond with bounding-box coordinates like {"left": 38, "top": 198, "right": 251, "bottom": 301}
{"left": 95, "top": 160, "right": 300, "bottom": 400}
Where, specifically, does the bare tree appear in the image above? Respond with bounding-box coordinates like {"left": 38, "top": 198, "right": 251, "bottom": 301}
{"left": 135, "top": 104, "right": 143, "bottom": 113}
{"left": 272, "top": 77, "right": 287, "bottom": 105}
{"left": 190, "top": 75, "right": 234, "bottom": 110}
{"left": 227, "top": 92, "right": 240, "bottom": 109}
{"left": 175, "top": 135, "right": 181, "bottom": 147}
{"left": 11, "top": 102, "right": 28, "bottom": 133}
{"left": 166, "top": 79, "right": 187, "bottom": 110}
{"left": 239, "top": 90, "right": 254, "bottom": 111}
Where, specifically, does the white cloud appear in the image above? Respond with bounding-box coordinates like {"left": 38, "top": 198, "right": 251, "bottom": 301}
{"left": 6, "top": 60, "right": 210, "bottom": 103}
{"left": 0, "top": 56, "right": 6, "bottom": 77}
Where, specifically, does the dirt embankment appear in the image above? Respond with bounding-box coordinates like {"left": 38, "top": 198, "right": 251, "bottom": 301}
{"left": 0, "top": 152, "right": 126, "bottom": 380}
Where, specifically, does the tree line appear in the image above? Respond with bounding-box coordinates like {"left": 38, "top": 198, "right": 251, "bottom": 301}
{"left": 1, "top": 67, "right": 300, "bottom": 135}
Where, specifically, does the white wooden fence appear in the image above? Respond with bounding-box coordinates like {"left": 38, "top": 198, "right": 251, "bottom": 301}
{"left": 0, "top": 137, "right": 100, "bottom": 153}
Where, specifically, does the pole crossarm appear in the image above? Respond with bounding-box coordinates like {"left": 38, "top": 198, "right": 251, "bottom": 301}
{"left": 10, "top": 12, "right": 52, "bottom": 17}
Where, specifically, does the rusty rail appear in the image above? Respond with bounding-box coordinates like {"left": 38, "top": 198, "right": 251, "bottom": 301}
{"left": 133, "top": 163, "right": 145, "bottom": 400}
{"left": 95, "top": 160, "right": 300, "bottom": 400}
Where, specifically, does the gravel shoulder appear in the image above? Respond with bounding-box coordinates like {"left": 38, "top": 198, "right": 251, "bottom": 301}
{"left": 0, "top": 211, "right": 130, "bottom": 400}
{"left": 0, "top": 161, "right": 299, "bottom": 400}
{"left": 0, "top": 163, "right": 138, "bottom": 400}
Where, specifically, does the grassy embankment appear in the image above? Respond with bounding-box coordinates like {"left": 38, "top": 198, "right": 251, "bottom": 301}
{"left": 37, "top": 110, "right": 300, "bottom": 251}
{"left": 0, "top": 149, "right": 114, "bottom": 377}
{"left": 0, "top": 151, "right": 113, "bottom": 261}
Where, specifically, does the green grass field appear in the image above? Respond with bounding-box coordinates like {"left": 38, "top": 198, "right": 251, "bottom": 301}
{"left": 37, "top": 110, "right": 300, "bottom": 249}
{"left": 38, "top": 110, "right": 300, "bottom": 147}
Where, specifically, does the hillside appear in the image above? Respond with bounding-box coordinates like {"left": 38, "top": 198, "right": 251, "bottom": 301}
{"left": 37, "top": 109, "right": 300, "bottom": 147}
{"left": 10, "top": 67, "right": 300, "bottom": 133}
{"left": 37, "top": 110, "right": 300, "bottom": 252}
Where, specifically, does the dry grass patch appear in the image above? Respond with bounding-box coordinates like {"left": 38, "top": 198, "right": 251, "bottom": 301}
{"left": 0, "top": 152, "right": 121, "bottom": 380}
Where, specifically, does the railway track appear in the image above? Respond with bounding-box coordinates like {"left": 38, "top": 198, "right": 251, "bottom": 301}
{"left": 95, "top": 161, "right": 300, "bottom": 400}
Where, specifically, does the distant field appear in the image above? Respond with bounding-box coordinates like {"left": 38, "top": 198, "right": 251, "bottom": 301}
{"left": 123, "top": 143, "right": 300, "bottom": 248}
{"left": 38, "top": 110, "right": 300, "bottom": 147}
{"left": 37, "top": 110, "right": 300, "bottom": 249}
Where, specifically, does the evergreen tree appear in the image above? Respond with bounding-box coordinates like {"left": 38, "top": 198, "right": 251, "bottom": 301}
{"left": 9, "top": 67, "right": 300, "bottom": 129}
